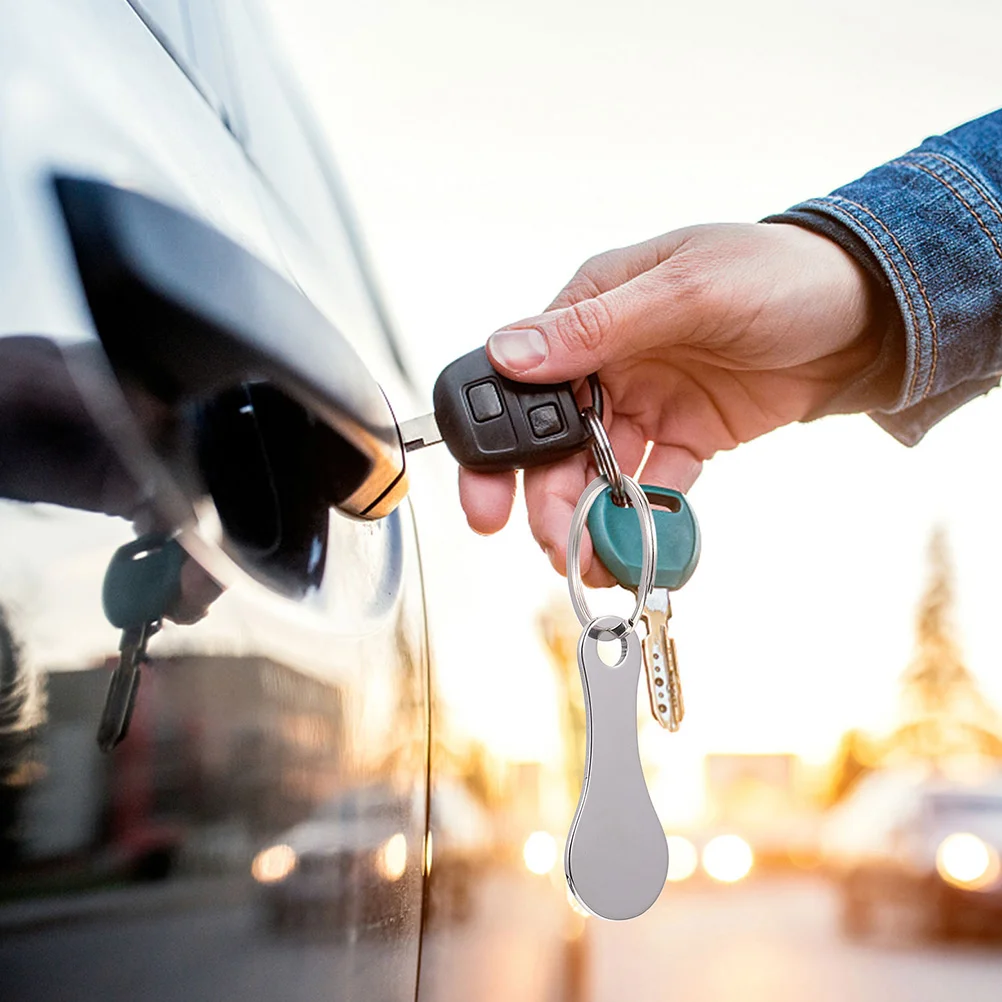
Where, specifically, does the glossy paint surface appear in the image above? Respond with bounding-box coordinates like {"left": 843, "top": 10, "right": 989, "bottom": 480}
{"left": 0, "top": 3, "right": 426, "bottom": 998}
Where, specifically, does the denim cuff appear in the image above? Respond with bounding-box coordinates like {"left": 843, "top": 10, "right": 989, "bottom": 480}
{"left": 778, "top": 135, "right": 1002, "bottom": 445}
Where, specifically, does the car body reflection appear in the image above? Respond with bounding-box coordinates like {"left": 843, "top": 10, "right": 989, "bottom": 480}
{"left": 253, "top": 784, "right": 418, "bottom": 934}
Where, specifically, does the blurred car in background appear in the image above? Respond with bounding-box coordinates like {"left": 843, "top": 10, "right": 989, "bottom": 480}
{"left": 254, "top": 780, "right": 492, "bottom": 932}
{"left": 0, "top": 2, "right": 584, "bottom": 1000}
{"left": 823, "top": 768, "right": 1002, "bottom": 939}
{"left": 253, "top": 784, "right": 420, "bottom": 933}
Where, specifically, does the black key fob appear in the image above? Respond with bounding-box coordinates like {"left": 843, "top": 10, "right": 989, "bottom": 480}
{"left": 432, "top": 347, "right": 591, "bottom": 472}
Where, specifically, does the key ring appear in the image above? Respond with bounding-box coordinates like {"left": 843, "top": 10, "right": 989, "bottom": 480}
{"left": 579, "top": 375, "right": 626, "bottom": 506}
{"left": 581, "top": 408, "right": 627, "bottom": 506}
{"left": 567, "top": 474, "right": 656, "bottom": 634}
{"left": 585, "top": 373, "right": 604, "bottom": 421}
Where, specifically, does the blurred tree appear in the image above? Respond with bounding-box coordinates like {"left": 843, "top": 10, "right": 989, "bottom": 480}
{"left": 538, "top": 597, "right": 587, "bottom": 803}
{"left": 825, "top": 728, "right": 880, "bottom": 805}
{"left": 431, "top": 712, "right": 504, "bottom": 809}
{"left": 887, "top": 526, "right": 1002, "bottom": 762}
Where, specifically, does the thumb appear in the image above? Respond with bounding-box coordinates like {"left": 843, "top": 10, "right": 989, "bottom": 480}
{"left": 486, "top": 269, "right": 682, "bottom": 383}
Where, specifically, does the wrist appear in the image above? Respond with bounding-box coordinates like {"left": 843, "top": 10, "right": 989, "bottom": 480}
{"left": 764, "top": 220, "right": 904, "bottom": 413}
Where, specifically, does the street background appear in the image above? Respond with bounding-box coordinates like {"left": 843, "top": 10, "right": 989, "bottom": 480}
{"left": 263, "top": 0, "right": 1002, "bottom": 786}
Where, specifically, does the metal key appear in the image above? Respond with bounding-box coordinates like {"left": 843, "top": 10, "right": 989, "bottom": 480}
{"left": 638, "top": 590, "right": 683, "bottom": 731}
{"left": 399, "top": 346, "right": 592, "bottom": 471}
{"left": 96, "top": 533, "right": 186, "bottom": 752}
{"left": 588, "top": 485, "right": 700, "bottom": 730}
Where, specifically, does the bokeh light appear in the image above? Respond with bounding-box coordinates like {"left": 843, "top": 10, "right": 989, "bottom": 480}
{"left": 251, "top": 844, "right": 297, "bottom": 884}
{"left": 702, "top": 835, "right": 754, "bottom": 884}
{"left": 936, "top": 832, "right": 999, "bottom": 890}
{"left": 523, "top": 830, "right": 559, "bottom": 875}
{"left": 377, "top": 833, "right": 408, "bottom": 881}
{"left": 665, "top": 835, "right": 699, "bottom": 882}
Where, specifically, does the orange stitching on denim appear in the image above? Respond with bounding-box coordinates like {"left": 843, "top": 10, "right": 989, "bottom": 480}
{"left": 916, "top": 152, "right": 1002, "bottom": 230}
{"left": 805, "top": 198, "right": 924, "bottom": 406}
{"left": 908, "top": 161, "right": 1002, "bottom": 262}
{"left": 832, "top": 196, "right": 939, "bottom": 402}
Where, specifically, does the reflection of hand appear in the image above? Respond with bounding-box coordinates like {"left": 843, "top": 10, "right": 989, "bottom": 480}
{"left": 460, "top": 223, "right": 883, "bottom": 584}
{"left": 0, "top": 337, "right": 225, "bottom": 624}
{"left": 167, "top": 558, "right": 224, "bottom": 625}
{"left": 0, "top": 337, "right": 140, "bottom": 517}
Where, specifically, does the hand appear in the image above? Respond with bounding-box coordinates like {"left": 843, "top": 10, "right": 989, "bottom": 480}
{"left": 459, "top": 222, "right": 883, "bottom": 585}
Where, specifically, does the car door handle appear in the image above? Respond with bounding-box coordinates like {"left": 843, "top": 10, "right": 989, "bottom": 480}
{"left": 54, "top": 176, "right": 407, "bottom": 520}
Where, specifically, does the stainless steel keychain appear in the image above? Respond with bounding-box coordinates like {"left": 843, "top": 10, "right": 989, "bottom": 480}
{"left": 564, "top": 471, "right": 669, "bottom": 920}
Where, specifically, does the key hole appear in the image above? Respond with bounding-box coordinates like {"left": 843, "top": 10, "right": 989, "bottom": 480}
{"left": 615, "top": 493, "right": 682, "bottom": 513}
{"left": 597, "top": 637, "right": 627, "bottom": 667}
{"left": 648, "top": 495, "right": 682, "bottom": 514}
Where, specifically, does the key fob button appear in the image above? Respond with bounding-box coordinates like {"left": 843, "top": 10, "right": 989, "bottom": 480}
{"left": 527, "top": 403, "right": 563, "bottom": 439}
{"left": 466, "top": 380, "right": 504, "bottom": 422}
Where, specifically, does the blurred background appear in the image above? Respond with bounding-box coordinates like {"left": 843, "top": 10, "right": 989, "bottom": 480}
{"left": 4, "top": 2, "right": 1002, "bottom": 1001}
{"left": 263, "top": 0, "right": 1002, "bottom": 999}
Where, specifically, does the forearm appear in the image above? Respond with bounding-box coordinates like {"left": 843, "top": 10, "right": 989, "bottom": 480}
{"left": 769, "top": 109, "right": 1002, "bottom": 444}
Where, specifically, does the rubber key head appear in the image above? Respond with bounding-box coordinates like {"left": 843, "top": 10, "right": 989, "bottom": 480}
{"left": 588, "top": 485, "right": 700, "bottom": 590}
{"left": 102, "top": 533, "right": 186, "bottom": 629}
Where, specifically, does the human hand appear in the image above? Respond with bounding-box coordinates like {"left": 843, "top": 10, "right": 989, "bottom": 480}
{"left": 459, "top": 222, "right": 883, "bottom": 584}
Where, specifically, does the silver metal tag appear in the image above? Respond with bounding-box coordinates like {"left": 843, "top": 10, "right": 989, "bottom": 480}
{"left": 565, "top": 615, "right": 668, "bottom": 920}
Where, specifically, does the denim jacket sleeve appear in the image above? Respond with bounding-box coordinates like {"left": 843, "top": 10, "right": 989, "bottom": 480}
{"left": 770, "top": 109, "right": 1002, "bottom": 445}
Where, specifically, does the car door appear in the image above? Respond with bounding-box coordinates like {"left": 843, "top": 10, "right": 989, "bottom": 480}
{"left": 0, "top": 4, "right": 428, "bottom": 1001}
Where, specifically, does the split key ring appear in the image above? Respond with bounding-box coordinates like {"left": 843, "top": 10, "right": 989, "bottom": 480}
{"left": 566, "top": 473, "right": 657, "bottom": 635}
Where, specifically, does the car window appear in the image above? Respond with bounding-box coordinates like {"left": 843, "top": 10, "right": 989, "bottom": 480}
{"left": 183, "top": 0, "right": 239, "bottom": 127}
{"left": 125, "top": 0, "right": 238, "bottom": 124}
{"left": 216, "top": 2, "right": 410, "bottom": 384}
{"left": 126, "top": 0, "right": 194, "bottom": 65}
{"left": 927, "top": 793, "right": 1002, "bottom": 816}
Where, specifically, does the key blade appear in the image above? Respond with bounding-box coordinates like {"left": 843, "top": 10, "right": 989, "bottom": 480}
{"left": 400, "top": 413, "right": 443, "bottom": 453}
{"left": 639, "top": 590, "right": 674, "bottom": 730}
{"left": 664, "top": 634, "right": 684, "bottom": 731}
{"left": 642, "top": 628, "right": 672, "bottom": 730}
{"left": 96, "top": 625, "right": 148, "bottom": 752}
{"left": 97, "top": 659, "right": 142, "bottom": 752}
{"left": 641, "top": 588, "right": 671, "bottom": 625}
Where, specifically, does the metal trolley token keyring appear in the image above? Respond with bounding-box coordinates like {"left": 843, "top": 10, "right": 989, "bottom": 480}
{"left": 564, "top": 470, "right": 669, "bottom": 920}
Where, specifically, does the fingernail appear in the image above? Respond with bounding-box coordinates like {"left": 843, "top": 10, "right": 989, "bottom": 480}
{"left": 488, "top": 328, "right": 548, "bottom": 373}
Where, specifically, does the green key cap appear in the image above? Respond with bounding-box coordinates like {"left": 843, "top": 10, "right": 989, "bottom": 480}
{"left": 97, "top": 533, "right": 186, "bottom": 752}
{"left": 102, "top": 533, "right": 186, "bottom": 630}
{"left": 588, "top": 485, "right": 700, "bottom": 590}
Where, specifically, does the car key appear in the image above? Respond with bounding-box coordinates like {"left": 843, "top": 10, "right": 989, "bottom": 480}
{"left": 96, "top": 533, "right": 186, "bottom": 752}
{"left": 588, "top": 485, "right": 700, "bottom": 731}
{"left": 399, "top": 346, "right": 593, "bottom": 472}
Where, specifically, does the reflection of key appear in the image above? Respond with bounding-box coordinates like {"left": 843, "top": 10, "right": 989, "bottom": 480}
{"left": 588, "top": 485, "right": 699, "bottom": 731}
{"left": 97, "top": 622, "right": 157, "bottom": 752}
{"left": 96, "top": 534, "right": 185, "bottom": 752}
